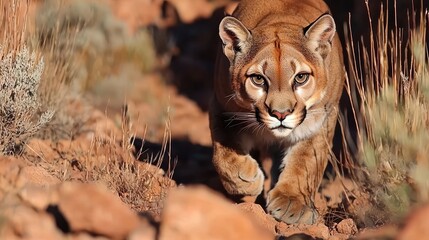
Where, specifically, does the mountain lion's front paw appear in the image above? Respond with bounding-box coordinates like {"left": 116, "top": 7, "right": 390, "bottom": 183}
{"left": 266, "top": 187, "right": 318, "bottom": 225}
{"left": 220, "top": 157, "right": 264, "bottom": 196}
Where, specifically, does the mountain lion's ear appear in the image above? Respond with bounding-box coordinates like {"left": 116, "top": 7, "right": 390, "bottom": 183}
{"left": 219, "top": 16, "right": 252, "bottom": 62}
{"left": 304, "top": 14, "right": 336, "bottom": 59}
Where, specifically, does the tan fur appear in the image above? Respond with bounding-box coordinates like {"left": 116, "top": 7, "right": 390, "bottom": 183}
{"left": 210, "top": 0, "right": 344, "bottom": 224}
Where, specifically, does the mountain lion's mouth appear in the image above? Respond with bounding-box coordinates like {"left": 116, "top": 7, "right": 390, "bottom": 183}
{"left": 271, "top": 125, "right": 292, "bottom": 130}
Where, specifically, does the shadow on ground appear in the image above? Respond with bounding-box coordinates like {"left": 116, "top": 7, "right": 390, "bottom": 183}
{"left": 132, "top": 137, "right": 221, "bottom": 188}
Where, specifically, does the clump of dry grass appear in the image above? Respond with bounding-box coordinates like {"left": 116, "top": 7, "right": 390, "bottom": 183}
{"left": 0, "top": 0, "right": 57, "bottom": 155}
{"left": 1, "top": 0, "right": 174, "bottom": 219}
{"left": 0, "top": 46, "right": 54, "bottom": 155}
{"left": 0, "top": 0, "right": 80, "bottom": 142}
{"left": 344, "top": 1, "right": 428, "bottom": 224}
{"left": 0, "top": 0, "right": 27, "bottom": 53}
{"left": 82, "top": 106, "right": 175, "bottom": 216}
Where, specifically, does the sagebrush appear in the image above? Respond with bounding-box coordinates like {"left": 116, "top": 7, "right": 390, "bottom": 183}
{"left": 345, "top": 2, "right": 429, "bottom": 224}
{"left": 0, "top": 47, "right": 54, "bottom": 155}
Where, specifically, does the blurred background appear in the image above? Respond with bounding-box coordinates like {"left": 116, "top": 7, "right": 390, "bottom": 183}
{"left": 0, "top": 0, "right": 428, "bottom": 238}
{"left": 18, "top": 0, "right": 428, "bottom": 192}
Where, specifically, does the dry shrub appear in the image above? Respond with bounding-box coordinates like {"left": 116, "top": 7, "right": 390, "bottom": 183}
{"left": 82, "top": 107, "right": 175, "bottom": 216}
{"left": 0, "top": 0, "right": 80, "bottom": 143}
{"left": 0, "top": 0, "right": 56, "bottom": 155}
{"left": 344, "top": 1, "right": 428, "bottom": 224}
{"left": 0, "top": 0, "right": 173, "bottom": 219}
{"left": 85, "top": 141, "right": 174, "bottom": 216}
{"left": 0, "top": 46, "right": 54, "bottom": 155}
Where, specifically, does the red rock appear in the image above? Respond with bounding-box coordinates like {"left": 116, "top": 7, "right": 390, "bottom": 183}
{"left": 238, "top": 202, "right": 278, "bottom": 234}
{"left": 329, "top": 233, "right": 351, "bottom": 240}
{"left": 167, "top": 0, "right": 232, "bottom": 24}
{"left": 0, "top": 156, "right": 26, "bottom": 192}
{"left": 86, "top": 109, "right": 122, "bottom": 138}
{"left": 276, "top": 222, "right": 330, "bottom": 239}
{"left": 0, "top": 156, "right": 59, "bottom": 192}
{"left": 18, "top": 185, "right": 59, "bottom": 211}
{"left": 57, "top": 182, "right": 140, "bottom": 239}
{"left": 0, "top": 205, "right": 64, "bottom": 240}
{"left": 170, "top": 95, "right": 211, "bottom": 146}
{"left": 109, "top": 0, "right": 163, "bottom": 32}
{"left": 136, "top": 161, "right": 165, "bottom": 176}
{"left": 159, "top": 186, "right": 275, "bottom": 240}
{"left": 356, "top": 225, "right": 398, "bottom": 239}
{"left": 19, "top": 166, "right": 60, "bottom": 187}
{"left": 67, "top": 233, "right": 110, "bottom": 240}
{"left": 128, "top": 221, "right": 157, "bottom": 240}
{"left": 336, "top": 218, "right": 358, "bottom": 236}
{"left": 299, "top": 224, "right": 330, "bottom": 239}
{"left": 398, "top": 204, "right": 429, "bottom": 240}
{"left": 25, "top": 139, "right": 59, "bottom": 161}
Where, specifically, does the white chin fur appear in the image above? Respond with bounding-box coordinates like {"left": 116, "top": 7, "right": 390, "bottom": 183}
{"left": 271, "top": 128, "right": 292, "bottom": 138}
{"left": 288, "top": 115, "right": 326, "bottom": 142}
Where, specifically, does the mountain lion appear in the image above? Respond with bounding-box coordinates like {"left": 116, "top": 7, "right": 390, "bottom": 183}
{"left": 209, "top": 0, "right": 344, "bottom": 224}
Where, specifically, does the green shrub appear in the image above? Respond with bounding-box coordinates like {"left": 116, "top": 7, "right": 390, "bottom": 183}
{"left": 345, "top": 4, "right": 428, "bottom": 223}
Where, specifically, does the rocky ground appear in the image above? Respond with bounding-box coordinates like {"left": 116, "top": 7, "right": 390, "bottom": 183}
{"left": 1, "top": 64, "right": 422, "bottom": 240}
{"left": 1, "top": 0, "right": 428, "bottom": 239}
{"left": 0, "top": 75, "right": 365, "bottom": 240}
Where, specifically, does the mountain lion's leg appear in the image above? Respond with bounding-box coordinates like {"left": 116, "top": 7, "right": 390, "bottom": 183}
{"left": 266, "top": 134, "right": 329, "bottom": 224}
{"left": 266, "top": 112, "right": 336, "bottom": 224}
{"left": 212, "top": 140, "right": 265, "bottom": 196}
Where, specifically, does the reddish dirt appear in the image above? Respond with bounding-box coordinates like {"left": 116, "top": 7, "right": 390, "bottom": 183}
{"left": 0, "top": 64, "right": 363, "bottom": 239}
{"left": 2, "top": 0, "right": 424, "bottom": 239}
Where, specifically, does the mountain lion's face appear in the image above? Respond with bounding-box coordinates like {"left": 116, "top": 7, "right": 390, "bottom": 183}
{"left": 242, "top": 42, "right": 328, "bottom": 139}
{"left": 219, "top": 15, "right": 336, "bottom": 140}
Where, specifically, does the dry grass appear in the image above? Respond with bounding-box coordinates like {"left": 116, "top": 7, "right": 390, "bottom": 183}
{"left": 1, "top": 0, "right": 173, "bottom": 219}
{"left": 0, "top": 0, "right": 27, "bottom": 52}
{"left": 80, "top": 106, "right": 175, "bottom": 216}
{"left": 343, "top": 1, "right": 429, "bottom": 225}
{"left": 0, "top": 0, "right": 57, "bottom": 155}
{"left": 0, "top": 46, "right": 54, "bottom": 155}
{"left": 0, "top": 0, "right": 82, "bottom": 142}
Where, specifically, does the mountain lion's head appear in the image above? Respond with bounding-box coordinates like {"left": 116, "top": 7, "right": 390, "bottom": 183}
{"left": 219, "top": 14, "right": 338, "bottom": 140}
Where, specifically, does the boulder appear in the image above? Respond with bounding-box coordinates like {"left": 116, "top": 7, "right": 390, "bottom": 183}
{"left": 57, "top": 182, "right": 140, "bottom": 239}
{"left": 336, "top": 218, "right": 358, "bottom": 236}
{"left": 238, "top": 202, "right": 278, "bottom": 234}
{"left": 1, "top": 204, "right": 64, "bottom": 240}
{"left": 397, "top": 204, "right": 429, "bottom": 240}
{"left": 159, "top": 186, "right": 275, "bottom": 240}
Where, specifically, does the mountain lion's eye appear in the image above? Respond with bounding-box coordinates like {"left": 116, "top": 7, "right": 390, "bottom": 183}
{"left": 294, "top": 73, "right": 310, "bottom": 85}
{"left": 250, "top": 74, "right": 266, "bottom": 86}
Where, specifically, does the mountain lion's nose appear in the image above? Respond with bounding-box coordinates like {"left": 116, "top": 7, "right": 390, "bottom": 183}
{"left": 271, "top": 109, "right": 293, "bottom": 121}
